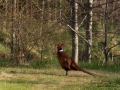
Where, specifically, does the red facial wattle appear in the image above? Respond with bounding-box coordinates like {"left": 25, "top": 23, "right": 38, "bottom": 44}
{"left": 57, "top": 44, "right": 62, "bottom": 49}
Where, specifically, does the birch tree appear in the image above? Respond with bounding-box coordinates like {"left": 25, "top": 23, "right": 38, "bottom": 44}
{"left": 85, "top": 0, "right": 93, "bottom": 63}
{"left": 71, "top": 0, "right": 79, "bottom": 64}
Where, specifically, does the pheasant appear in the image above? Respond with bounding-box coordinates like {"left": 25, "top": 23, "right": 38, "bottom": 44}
{"left": 57, "top": 44, "right": 97, "bottom": 76}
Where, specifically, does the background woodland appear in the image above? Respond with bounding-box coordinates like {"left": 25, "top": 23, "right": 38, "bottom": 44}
{"left": 0, "top": 0, "right": 120, "bottom": 66}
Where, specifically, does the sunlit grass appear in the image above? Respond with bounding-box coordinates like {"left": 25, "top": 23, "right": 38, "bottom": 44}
{"left": 0, "top": 67, "right": 120, "bottom": 90}
{"left": 0, "top": 43, "right": 10, "bottom": 52}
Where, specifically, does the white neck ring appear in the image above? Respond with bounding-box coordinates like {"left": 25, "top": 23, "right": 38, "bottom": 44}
{"left": 58, "top": 50, "right": 63, "bottom": 52}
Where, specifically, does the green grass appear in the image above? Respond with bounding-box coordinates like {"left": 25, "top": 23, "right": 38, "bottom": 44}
{"left": 0, "top": 58, "right": 120, "bottom": 90}
{"left": 0, "top": 43, "right": 10, "bottom": 52}
{"left": 78, "top": 59, "right": 120, "bottom": 72}
{"left": 0, "top": 66, "right": 120, "bottom": 90}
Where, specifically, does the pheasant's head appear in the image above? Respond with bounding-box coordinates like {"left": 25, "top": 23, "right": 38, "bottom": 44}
{"left": 57, "top": 44, "right": 63, "bottom": 52}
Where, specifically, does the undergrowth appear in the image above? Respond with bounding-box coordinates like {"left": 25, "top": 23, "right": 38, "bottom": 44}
{"left": 78, "top": 60, "right": 120, "bottom": 72}
{"left": 0, "top": 57, "right": 120, "bottom": 73}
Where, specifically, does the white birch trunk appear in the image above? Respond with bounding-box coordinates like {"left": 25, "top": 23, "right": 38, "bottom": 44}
{"left": 72, "top": 0, "right": 79, "bottom": 64}
{"left": 86, "top": 0, "right": 93, "bottom": 63}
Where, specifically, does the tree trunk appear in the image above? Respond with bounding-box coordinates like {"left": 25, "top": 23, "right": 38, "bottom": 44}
{"left": 59, "top": 0, "right": 62, "bottom": 26}
{"left": 11, "top": 0, "right": 25, "bottom": 65}
{"left": 104, "top": 0, "right": 108, "bottom": 64}
{"left": 11, "top": 0, "right": 19, "bottom": 65}
{"left": 85, "top": 0, "right": 93, "bottom": 63}
{"left": 71, "top": 0, "right": 79, "bottom": 64}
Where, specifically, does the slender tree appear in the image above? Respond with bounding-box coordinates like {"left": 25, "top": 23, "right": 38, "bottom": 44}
{"left": 85, "top": 0, "right": 93, "bottom": 63}
{"left": 104, "top": 0, "right": 108, "bottom": 64}
{"left": 71, "top": 0, "right": 79, "bottom": 64}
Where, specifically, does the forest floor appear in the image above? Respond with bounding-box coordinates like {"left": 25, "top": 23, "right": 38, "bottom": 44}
{"left": 0, "top": 67, "right": 120, "bottom": 90}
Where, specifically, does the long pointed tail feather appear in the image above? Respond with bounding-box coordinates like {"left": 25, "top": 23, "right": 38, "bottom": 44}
{"left": 71, "top": 58, "right": 99, "bottom": 76}
{"left": 73, "top": 63, "right": 98, "bottom": 76}
{"left": 77, "top": 67, "right": 97, "bottom": 76}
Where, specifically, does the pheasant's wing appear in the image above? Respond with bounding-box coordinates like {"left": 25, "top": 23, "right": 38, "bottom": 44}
{"left": 60, "top": 52, "right": 72, "bottom": 69}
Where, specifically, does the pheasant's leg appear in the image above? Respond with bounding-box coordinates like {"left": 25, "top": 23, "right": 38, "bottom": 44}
{"left": 66, "top": 70, "right": 68, "bottom": 76}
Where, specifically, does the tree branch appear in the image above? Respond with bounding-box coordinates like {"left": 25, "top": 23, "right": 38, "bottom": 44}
{"left": 62, "top": 15, "right": 91, "bottom": 46}
{"left": 92, "top": 0, "right": 119, "bottom": 9}
{"left": 31, "top": 0, "right": 43, "bottom": 11}
{"left": 107, "top": 6, "right": 120, "bottom": 15}
{"left": 107, "top": 43, "right": 120, "bottom": 54}
{"left": 66, "top": 0, "right": 85, "bottom": 9}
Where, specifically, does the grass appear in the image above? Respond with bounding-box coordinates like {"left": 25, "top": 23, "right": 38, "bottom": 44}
{"left": 0, "top": 66, "right": 120, "bottom": 90}
{"left": 0, "top": 43, "right": 10, "bottom": 52}
{"left": 0, "top": 58, "right": 120, "bottom": 90}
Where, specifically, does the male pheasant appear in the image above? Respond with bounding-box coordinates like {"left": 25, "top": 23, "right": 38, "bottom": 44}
{"left": 57, "top": 44, "right": 97, "bottom": 76}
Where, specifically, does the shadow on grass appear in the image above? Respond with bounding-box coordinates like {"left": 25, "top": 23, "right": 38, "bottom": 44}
{"left": 0, "top": 79, "right": 40, "bottom": 84}
{"left": 8, "top": 69, "right": 94, "bottom": 78}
